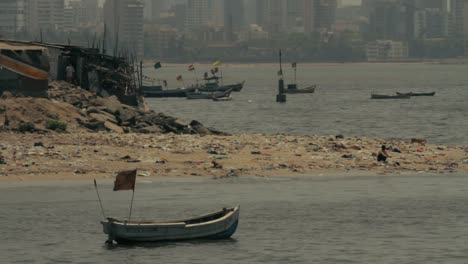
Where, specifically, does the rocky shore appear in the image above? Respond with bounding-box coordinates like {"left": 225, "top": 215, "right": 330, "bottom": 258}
{"left": 0, "top": 132, "right": 466, "bottom": 182}
{"left": 0, "top": 81, "right": 467, "bottom": 182}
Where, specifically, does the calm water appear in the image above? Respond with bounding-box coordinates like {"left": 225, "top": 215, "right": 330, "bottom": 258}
{"left": 144, "top": 63, "right": 468, "bottom": 145}
{"left": 2, "top": 174, "right": 468, "bottom": 263}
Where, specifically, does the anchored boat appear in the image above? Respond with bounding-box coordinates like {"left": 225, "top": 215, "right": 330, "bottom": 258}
{"left": 94, "top": 170, "right": 240, "bottom": 244}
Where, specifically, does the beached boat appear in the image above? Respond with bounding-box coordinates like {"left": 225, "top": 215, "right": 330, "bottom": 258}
{"left": 371, "top": 93, "right": 411, "bottom": 99}
{"left": 102, "top": 206, "right": 240, "bottom": 244}
{"left": 186, "top": 88, "right": 233, "bottom": 100}
{"left": 396, "top": 92, "right": 436, "bottom": 97}
{"left": 283, "top": 84, "right": 316, "bottom": 94}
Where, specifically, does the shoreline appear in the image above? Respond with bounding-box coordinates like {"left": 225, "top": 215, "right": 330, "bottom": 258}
{"left": 1, "top": 132, "right": 466, "bottom": 183}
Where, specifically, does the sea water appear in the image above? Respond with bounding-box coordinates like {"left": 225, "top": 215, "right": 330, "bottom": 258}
{"left": 1, "top": 174, "right": 468, "bottom": 264}
{"left": 145, "top": 63, "right": 468, "bottom": 146}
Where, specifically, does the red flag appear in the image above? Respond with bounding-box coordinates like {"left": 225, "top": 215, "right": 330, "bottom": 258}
{"left": 188, "top": 64, "right": 195, "bottom": 71}
{"left": 176, "top": 75, "right": 183, "bottom": 81}
{"left": 113, "top": 170, "right": 137, "bottom": 191}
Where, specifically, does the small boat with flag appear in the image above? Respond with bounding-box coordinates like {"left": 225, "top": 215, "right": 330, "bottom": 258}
{"left": 186, "top": 88, "right": 233, "bottom": 100}
{"left": 94, "top": 170, "right": 240, "bottom": 244}
{"left": 283, "top": 84, "right": 316, "bottom": 94}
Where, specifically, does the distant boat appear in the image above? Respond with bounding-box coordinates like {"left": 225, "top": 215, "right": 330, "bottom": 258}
{"left": 186, "top": 88, "right": 233, "bottom": 100}
{"left": 213, "top": 96, "right": 233, "bottom": 102}
{"left": 396, "top": 92, "right": 436, "bottom": 97}
{"left": 142, "top": 85, "right": 194, "bottom": 98}
{"left": 192, "top": 76, "right": 245, "bottom": 92}
{"left": 102, "top": 206, "right": 240, "bottom": 244}
{"left": 283, "top": 84, "right": 316, "bottom": 94}
{"left": 371, "top": 93, "right": 411, "bottom": 99}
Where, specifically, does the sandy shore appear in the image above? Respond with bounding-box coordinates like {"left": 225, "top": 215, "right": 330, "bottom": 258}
{"left": 0, "top": 132, "right": 467, "bottom": 182}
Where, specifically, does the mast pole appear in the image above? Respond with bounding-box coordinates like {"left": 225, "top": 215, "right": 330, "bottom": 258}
{"left": 128, "top": 189, "right": 135, "bottom": 221}
{"left": 94, "top": 179, "right": 106, "bottom": 219}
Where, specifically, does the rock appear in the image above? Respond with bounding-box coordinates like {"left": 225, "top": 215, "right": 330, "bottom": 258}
{"left": 411, "top": 138, "right": 427, "bottom": 144}
{"left": 335, "top": 134, "right": 344, "bottom": 139}
{"left": 33, "top": 142, "right": 44, "bottom": 147}
{"left": 342, "top": 154, "right": 354, "bottom": 159}
{"left": 212, "top": 161, "right": 223, "bottom": 169}
{"left": 1, "top": 91, "right": 14, "bottom": 99}
{"left": 89, "top": 112, "right": 118, "bottom": 124}
{"left": 91, "top": 96, "right": 123, "bottom": 116}
{"left": 138, "top": 125, "right": 162, "bottom": 134}
{"left": 104, "top": 121, "right": 125, "bottom": 133}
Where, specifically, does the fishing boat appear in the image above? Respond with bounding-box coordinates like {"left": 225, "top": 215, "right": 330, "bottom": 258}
{"left": 283, "top": 62, "right": 317, "bottom": 95}
{"left": 95, "top": 170, "right": 240, "bottom": 244}
{"left": 371, "top": 93, "right": 411, "bottom": 99}
{"left": 142, "top": 85, "right": 194, "bottom": 98}
{"left": 213, "top": 96, "right": 233, "bottom": 102}
{"left": 396, "top": 92, "right": 436, "bottom": 97}
{"left": 283, "top": 84, "right": 316, "bottom": 94}
{"left": 192, "top": 76, "right": 244, "bottom": 93}
{"left": 186, "top": 88, "right": 233, "bottom": 100}
{"left": 102, "top": 206, "right": 240, "bottom": 244}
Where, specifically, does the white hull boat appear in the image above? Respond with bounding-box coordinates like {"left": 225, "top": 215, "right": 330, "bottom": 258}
{"left": 102, "top": 206, "right": 240, "bottom": 244}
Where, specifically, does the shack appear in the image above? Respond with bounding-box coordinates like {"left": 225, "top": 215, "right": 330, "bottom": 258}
{"left": 0, "top": 42, "right": 49, "bottom": 97}
{"left": 0, "top": 40, "right": 141, "bottom": 107}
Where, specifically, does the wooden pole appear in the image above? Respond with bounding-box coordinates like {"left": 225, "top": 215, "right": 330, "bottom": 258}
{"left": 93, "top": 179, "right": 106, "bottom": 219}
{"left": 128, "top": 189, "right": 135, "bottom": 221}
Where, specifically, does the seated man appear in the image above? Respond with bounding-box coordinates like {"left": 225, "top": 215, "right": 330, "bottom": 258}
{"left": 377, "top": 145, "right": 391, "bottom": 162}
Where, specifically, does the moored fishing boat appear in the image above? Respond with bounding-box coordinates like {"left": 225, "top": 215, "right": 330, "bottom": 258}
{"left": 283, "top": 84, "right": 316, "bottom": 94}
{"left": 186, "top": 88, "right": 233, "bottom": 100}
{"left": 396, "top": 92, "right": 436, "bottom": 97}
{"left": 102, "top": 206, "right": 240, "bottom": 244}
{"left": 142, "top": 85, "right": 194, "bottom": 98}
{"left": 371, "top": 93, "right": 411, "bottom": 99}
{"left": 95, "top": 170, "right": 240, "bottom": 244}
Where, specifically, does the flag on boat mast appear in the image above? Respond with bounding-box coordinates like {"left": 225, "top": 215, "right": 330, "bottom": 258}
{"left": 292, "top": 62, "right": 297, "bottom": 68}
{"left": 113, "top": 170, "right": 137, "bottom": 191}
{"left": 213, "top": 60, "right": 222, "bottom": 67}
{"left": 154, "top": 62, "right": 162, "bottom": 69}
{"left": 188, "top": 64, "right": 195, "bottom": 71}
{"left": 176, "top": 75, "right": 183, "bottom": 82}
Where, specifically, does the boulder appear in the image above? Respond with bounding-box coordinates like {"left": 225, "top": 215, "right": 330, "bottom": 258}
{"left": 104, "top": 121, "right": 125, "bottom": 133}
{"left": 91, "top": 96, "right": 123, "bottom": 116}
{"left": 138, "top": 125, "right": 162, "bottom": 134}
{"left": 89, "top": 112, "right": 118, "bottom": 124}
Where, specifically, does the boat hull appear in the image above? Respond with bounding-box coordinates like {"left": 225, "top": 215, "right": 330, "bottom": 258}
{"left": 102, "top": 207, "right": 240, "bottom": 244}
{"left": 396, "top": 92, "right": 436, "bottom": 97}
{"left": 371, "top": 94, "right": 411, "bottom": 99}
{"left": 283, "top": 85, "right": 316, "bottom": 94}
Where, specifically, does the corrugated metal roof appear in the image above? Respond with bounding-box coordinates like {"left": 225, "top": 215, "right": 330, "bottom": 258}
{"left": 0, "top": 42, "right": 47, "bottom": 51}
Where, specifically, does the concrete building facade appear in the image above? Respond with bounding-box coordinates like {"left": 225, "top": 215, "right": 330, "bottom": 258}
{"left": 104, "top": 0, "right": 145, "bottom": 58}
{"left": 0, "top": 0, "right": 26, "bottom": 38}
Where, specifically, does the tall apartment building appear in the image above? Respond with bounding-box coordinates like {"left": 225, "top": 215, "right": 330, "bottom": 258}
{"left": 104, "top": 0, "right": 144, "bottom": 58}
{"left": 304, "top": 0, "right": 338, "bottom": 33}
{"left": 0, "top": 0, "right": 26, "bottom": 38}
{"left": 185, "top": 0, "right": 216, "bottom": 30}
{"left": 143, "top": 0, "right": 169, "bottom": 20}
{"left": 365, "top": 0, "right": 416, "bottom": 41}
{"left": 26, "top": 0, "right": 65, "bottom": 34}
{"left": 414, "top": 8, "right": 449, "bottom": 38}
{"left": 223, "top": 0, "right": 245, "bottom": 41}
{"left": 449, "top": 0, "right": 468, "bottom": 37}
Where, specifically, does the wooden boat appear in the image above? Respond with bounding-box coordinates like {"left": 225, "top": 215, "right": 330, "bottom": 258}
{"left": 283, "top": 84, "right": 316, "bottom": 94}
{"left": 396, "top": 92, "right": 436, "bottom": 97}
{"left": 193, "top": 77, "right": 244, "bottom": 93}
{"left": 102, "top": 206, "right": 240, "bottom": 244}
{"left": 371, "top": 93, "right": 411, "bottom": 99}
{"left": 220, "top": 81, "right": 245, "bottom": 92}
{"left": 142, "top": 85, "right": 194, "bottom": 98}
{"left": 186, "top": 88, "right": 232, "bottom": 100}
{"left": 213, "top": 96, "right": 233, "bottom": 102}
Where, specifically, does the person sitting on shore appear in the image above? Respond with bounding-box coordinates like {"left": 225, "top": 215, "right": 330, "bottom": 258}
{"left": 377, "top": 145, "right": 391, "bottom": 162}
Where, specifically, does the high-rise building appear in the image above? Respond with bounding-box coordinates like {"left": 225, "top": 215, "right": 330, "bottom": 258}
{"left": 0, "top": 0, "right": 26, "bottom": 38}
{"left": 223, "top": 0, "right": 245, "bottom": 41}
{"left": 449, "top": 0, "right": 468, "bottom": 36}
{"left": 143, "top": 0, "right": 169, "bottom": 20}
{"left": 104, "top": 0, "right": 144, "bottom": 58}
{"left": 414, "top": 8, "right": 449, "bottom": 38}
{"left": 304, "top": 0, "right": 338, "bottom": 33}
{"left": 26, "top": 0, "right": 65, "bottom": 34}
{"left": 185, "top": 0, "right": 216, "bottom": 30}
{"left": 365, "top": 0, "right": 416, "bottom": 41}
